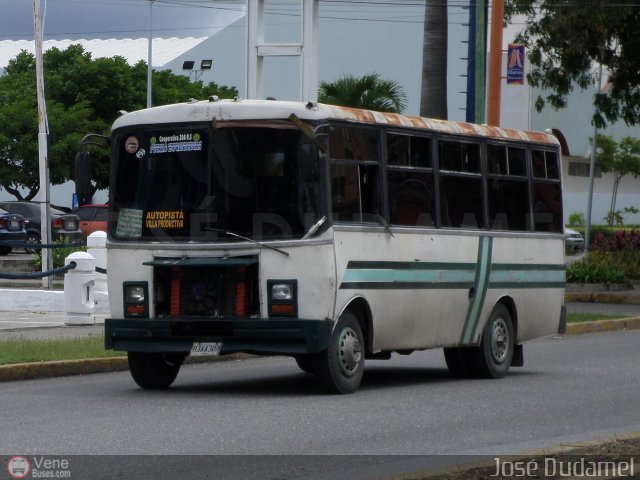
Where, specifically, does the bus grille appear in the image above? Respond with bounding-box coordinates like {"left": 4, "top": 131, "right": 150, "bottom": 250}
{"left": 153, "top": 258, "right": 259, "bottom": 318}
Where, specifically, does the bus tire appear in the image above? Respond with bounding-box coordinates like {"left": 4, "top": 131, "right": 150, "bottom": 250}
{"left": 294, "top": 355, "right": 315, "bottom": 374}
{"left": 473, "top": 304, "right": 514, "bottom": 379}
{"left": 443, "top": 347, "right": 473, "bottom": 377}
{"left": 313, "top": 311, "right": 365, "bottom": 394}
{"left": 127, "top": 352, "right": 184, "bottom": 389}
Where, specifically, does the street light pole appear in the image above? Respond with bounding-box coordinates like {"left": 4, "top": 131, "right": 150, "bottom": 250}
{"left": 33, "top": 0, "right": 52, "bottom": 289}
{"left": 585, "top": 62, "right": 603, "bottom": 254}
{"left": 147, "top": 0, "right": 154, "bottom": 108}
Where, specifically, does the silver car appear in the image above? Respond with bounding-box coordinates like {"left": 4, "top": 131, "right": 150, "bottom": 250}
{"left": 565, "top": 227, "right": 585, "bottom": 253}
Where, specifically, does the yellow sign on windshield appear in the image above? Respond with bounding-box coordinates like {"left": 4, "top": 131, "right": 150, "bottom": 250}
{"left": 145, "top": 210, "right": 185, "bottom": 229}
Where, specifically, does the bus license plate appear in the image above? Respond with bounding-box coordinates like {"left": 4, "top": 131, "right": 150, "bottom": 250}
{"left": 191, "top": 342, "right": 223, "bottom": 356}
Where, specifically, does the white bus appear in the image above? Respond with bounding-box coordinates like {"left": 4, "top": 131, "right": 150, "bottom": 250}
{"left": 104, "top": 99, "right": 566, "bottom": 393}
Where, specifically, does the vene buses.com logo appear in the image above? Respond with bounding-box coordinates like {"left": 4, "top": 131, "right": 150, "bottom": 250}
{"left": 7, "top": 456, "right": 30, "bottom": 479}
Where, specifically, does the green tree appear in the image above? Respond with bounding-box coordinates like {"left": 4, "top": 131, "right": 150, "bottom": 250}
{"left": 318, "top": 73, "right": 407, "bottom": 113}
{"left": 420, "top": 0, "right": 448, "bottom": 119}
{"left": 506, "top": 0, "right": 640, "bottom": 127}
{"left": 593, "top": 134, "right": 640, "bottom": 225}
{"left": 0, "top": 45, "right": 238, "bottom": 199}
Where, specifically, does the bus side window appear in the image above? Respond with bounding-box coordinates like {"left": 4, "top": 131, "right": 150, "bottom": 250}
{"left": 388, "top": 171, "right": 435, "bottom": 227}
{"left": 439, "top": 175, "right": 483, "bottom": 229}
{"left": 487, "top": 143, "right": 529, "bottom": 231}
{"left": 438, "top": 139, "right": 483, "bottom": 228}
{"left": 531, "top": 149, "right": 563, "bottom": 232}
{"left": 329, "top": 125, "right": 380, "bottom": 223}
{"left": 330, "top": 163, "right": 380, "bottom": 223}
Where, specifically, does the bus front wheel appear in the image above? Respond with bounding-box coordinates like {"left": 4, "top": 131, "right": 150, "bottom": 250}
{"left": 313, "top": 311, "right": 365, "bottom": 394}
{"left": 127, "top": 352, "right": 184, "bottom": 389}
{"left": 294, "top": 355, "right": 315, "bottom": 374}
{"left": 473, "top": 304, "right": 514, "bottom": 378}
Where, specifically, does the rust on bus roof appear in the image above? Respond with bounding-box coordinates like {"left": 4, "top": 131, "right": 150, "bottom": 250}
{"left": 323, "top": 103, "right": 558, "bottom": 145}
{"left": 113, "top": 99, "right": 559, "bottom": 147}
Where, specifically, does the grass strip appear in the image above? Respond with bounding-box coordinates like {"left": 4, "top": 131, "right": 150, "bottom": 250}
{"left": 0, "top": 336, "right": 124, "bottom": 366}
{"left": 567, "top": 312, "right": 629, "bottom": 323}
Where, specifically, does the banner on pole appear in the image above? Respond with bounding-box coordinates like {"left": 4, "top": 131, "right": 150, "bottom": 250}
{"left": 507, "top": 43, "right": 525, "bottom": 85}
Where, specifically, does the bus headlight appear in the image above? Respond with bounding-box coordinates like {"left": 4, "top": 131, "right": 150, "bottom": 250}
{"left": 267, "top": 279, "right": 297, "bottom": 317}
{"left": 123, "top": 282, "right": 149, "bottom": 318}
{"left": 271, "top": 283, "right": 294, "bottom": 301}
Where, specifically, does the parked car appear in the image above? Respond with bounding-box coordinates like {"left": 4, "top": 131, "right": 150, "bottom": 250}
{"left": 0, "top": 201, "right": 83, "bottom": 252}
{"left": 565, "top": 227, "right": 585, "bottom": 253}
{"left": 0, "top": 207, "right": 27, "bottom": 255}
{"left": 74, "top": 203, "right": 108, "bottom": 239}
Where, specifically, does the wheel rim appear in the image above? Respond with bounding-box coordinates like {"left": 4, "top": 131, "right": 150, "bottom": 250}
{"left": 25, "top": 235, "right": 39, "bottom": 251}
{"left": 336, "top": 327, "right": 362, "bottom": 377}
{"left": 491, "top": 317, "right": 510, "bottom": 364}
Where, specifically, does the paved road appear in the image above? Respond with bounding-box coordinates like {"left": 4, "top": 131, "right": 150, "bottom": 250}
{"left": 1, "top": 330, "right": 639, "bottom": 477}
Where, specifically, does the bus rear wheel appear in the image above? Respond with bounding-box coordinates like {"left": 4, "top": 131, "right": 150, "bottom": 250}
{"left": 443, "top": 347, "right": 474, "bottom": 377}
{"left": 313, "top": 311, "right": 365, "bottom": 394}
{"left": 472, "top": 304, "right": 514, "bottom": 378}
{"left": 128, "top": 352, "right": 184, "bottom": 389}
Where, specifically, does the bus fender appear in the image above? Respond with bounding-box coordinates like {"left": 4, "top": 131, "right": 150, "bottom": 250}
{"left": 337, "top": 296, "right": 374, "bottom": 355}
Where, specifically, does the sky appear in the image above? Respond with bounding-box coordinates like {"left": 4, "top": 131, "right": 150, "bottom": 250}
{"left": 0, "top": 0, "right": 244, "bottom": 41}
{"left": 0, "top": 0, "right": 244, "bottom": 68}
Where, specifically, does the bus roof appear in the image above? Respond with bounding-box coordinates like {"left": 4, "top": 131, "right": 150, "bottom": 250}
{"left": 112, "top": 98, "right": 559, "bottom": 146}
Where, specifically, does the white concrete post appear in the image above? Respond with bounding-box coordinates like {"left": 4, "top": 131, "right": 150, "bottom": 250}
{"left": 63, "top": 252, "right": 95, "bottom": 326}
{"left": 246, "top": 0, "right": 318, "bottom": 101}
{"left": 301, "top": 0, "right": 319, "bottom": 102}
{"left": 86, "top": 231, "right": 110, "bottom": 320}
{"left": 87, "top": 231, "right": 107, "bottom": 293}
{"left": 246, "top": 0, "right": 264, "bottom": 100}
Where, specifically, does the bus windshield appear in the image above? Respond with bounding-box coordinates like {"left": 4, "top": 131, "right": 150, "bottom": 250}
{"left": 110, "top": 124, "right": 323, "bottom": 241}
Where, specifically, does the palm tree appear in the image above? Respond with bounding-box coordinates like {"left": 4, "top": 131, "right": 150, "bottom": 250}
{"left": 420, "top": 0, "right": 448, "bottom": 119}
{"left": 318, "top": 73, "right": 407, "bottom": 113}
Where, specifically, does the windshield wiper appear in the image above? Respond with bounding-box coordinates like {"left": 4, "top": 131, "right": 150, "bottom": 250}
{"left": 302, "top": 216, "right": 327, "bottom": 240}
{"left": 217, "top": 230, "right": 289, "bottom": 257}
{"left": 204, "top": 226, "right": 289, "bottom": 256}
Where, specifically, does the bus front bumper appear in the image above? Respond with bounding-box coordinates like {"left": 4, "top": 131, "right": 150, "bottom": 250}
{"left": 104, "top": 317, "right": 334, "bottom": 356}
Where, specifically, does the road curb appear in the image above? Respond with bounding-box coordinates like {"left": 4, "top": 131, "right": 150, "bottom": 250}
{"left": 1, "top": 318, "right": 639, "bottom": 382}
{"left": 0, "top": 357, "right": 128, "bottom": 382}
{"left": 0, "top": 353, "right": 252, "bottom": 382}
{"left": 565, "top": 316, "right": 640, "bottom": 335}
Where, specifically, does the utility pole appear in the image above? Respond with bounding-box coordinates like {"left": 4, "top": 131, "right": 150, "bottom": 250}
{"left": 147, "top": 0, "right": 154, "bottom": 108}
{"left": 33, "top": 0, "right": 52, "bottom": 288}
{"left": 487, "top": 0, "right": 504, "bottom": 126}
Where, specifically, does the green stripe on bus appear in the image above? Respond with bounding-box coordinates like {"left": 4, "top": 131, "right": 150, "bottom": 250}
{"left": 460, "top": 236, "right": 493, "bottom": 345}
{"left": 339, "top": 281, "right": 474, "bottom": 290}
{"left": 342, "top": 268, "right": 475, "bottom": 284}
{"left": 489, "top": 269, "right": 566, "bottom": 284}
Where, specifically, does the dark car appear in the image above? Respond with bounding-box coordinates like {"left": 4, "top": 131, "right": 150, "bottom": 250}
{"left": 0, "top": 201, "right": 83, "bottom": 252}
{"left": 0, "top": 207, "right": 27, "bottom": 255}
{"left": 74, "top": 204, "right": 108, "bottom": 239}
